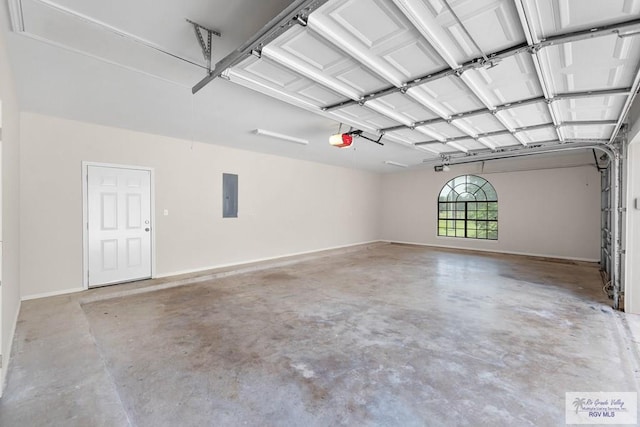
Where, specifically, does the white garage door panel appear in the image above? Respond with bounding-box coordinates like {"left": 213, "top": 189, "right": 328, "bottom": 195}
{"left": 484, "top": 133, "right": 522, "bottom": 148}
{"left": 522, "top": 0, "right": 640, "bottom": 39}
{"left": 386, "top": 128, "right": 430, "bottom": 144}
{"left": 419, "top": 121, "right": 467, "bottom": 139}
{"left": 332, "top": 104, "right": 401, "bottom": 129}
{"left": 392, "top": 0, "right": 524, "bottom": 66}
{"left": 310, "top": 0, "right": 447, "bottom": 86}
{"left": 554, "top": 96, "right": 627, "bottom": 122}
{"left": 371, "top": 92, "right": 439, "bottom": 123}
{"left": 232, "top": 56, "right": 347, "bottom": 107}
{"left": 408, "top": 75, "right": 485, "bottom": 116}
{"left": 220, "top": 0, "right": 638, "bottom": 157}
{"left": 463, "top": 54, "right": 543, "bottom": 106}
{"left": 542, "top": 35, "right": 640, "bottom": 92}
{"left": 454, "top": 138, "right": 490, "bottom": 151}
{"left": 421, "top": 143, "right": 455, "bottom": 154}
{"left": 453, "top": 0, "right": 524, "bottom": 53}
{"left": 455, "top": 113, "right": 507, "bottom": 134}
{"left": 518, "top": 126, "right": 558, "bottom": 143}
{"left": 498, "top": 102, "right": 552, "bottom": 128}
{"left": 264, "top": 26, "right": 389, "bottom": 98}
{"left": 563, "top": 124, "right": 615, "bottom": 140}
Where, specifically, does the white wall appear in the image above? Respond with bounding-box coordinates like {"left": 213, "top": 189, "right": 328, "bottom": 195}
{"left": 625, "top": 137, "right": 640, "bottom": 314}
{"left": 19, "top": 113, "right": 381, "bottom": 298}
{"left": 0, "top": 4, "right": 22, "bottom": 394}
{"left": 380, "top": 157, "right": 601, "bottom": 261}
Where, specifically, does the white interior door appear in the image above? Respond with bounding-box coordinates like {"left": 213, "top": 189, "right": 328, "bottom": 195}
{"left": 87, "top": 165, "right": 152, "bottom": 287}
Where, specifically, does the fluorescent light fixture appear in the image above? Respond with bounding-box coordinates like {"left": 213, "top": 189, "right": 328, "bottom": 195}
{"left": 254, "top": 129, "right": 309, "bottom": 145}
{"left": 384, "top": 160, "right": 408, "bottom": 168}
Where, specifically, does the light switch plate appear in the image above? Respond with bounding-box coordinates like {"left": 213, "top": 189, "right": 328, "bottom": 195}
{"left": 163, "top": 209, "right": 169, "bottom": 216}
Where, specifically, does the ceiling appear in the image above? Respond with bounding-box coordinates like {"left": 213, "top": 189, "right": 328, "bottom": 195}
{"left": 3, "top": 0, "right": 640, "bottom": 172}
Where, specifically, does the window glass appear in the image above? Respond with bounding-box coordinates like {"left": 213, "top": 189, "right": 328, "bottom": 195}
{"left": 437, "top": 175, "right": 498, "bottom": 240}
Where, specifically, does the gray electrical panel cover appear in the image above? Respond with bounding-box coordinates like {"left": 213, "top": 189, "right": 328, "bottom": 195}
{"left": 222, "top": 173, "right": 238, "bottom": 218}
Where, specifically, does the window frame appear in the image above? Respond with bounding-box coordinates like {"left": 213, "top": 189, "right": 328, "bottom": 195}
{"left": 437, "top": 175, "right": 498, "bottom": 240}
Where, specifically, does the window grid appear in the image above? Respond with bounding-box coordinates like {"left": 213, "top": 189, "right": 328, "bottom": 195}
{"left": 437, "top": 176, "right": 498, "bottom": 240}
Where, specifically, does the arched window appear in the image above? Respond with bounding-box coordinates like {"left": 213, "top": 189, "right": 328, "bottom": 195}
{"left": 438, "top": 175, "right": 498, "bottom": 240}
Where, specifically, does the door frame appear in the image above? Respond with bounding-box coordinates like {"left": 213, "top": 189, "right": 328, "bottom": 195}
{"left": 82, "top": 161, "right": 156, "bottom": 290}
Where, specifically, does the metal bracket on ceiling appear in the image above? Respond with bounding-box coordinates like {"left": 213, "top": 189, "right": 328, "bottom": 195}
{"left": 187, "top": 19, "right": 221, "bottom": 74}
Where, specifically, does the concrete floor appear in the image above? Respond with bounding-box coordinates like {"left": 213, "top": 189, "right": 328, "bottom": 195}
{"left": 1, "top": 243, "right": 639, "bottom": 426}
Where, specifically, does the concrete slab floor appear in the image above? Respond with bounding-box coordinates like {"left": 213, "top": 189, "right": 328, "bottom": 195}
{"left": 1, "top": 243, "right": 639, "bottom": 426}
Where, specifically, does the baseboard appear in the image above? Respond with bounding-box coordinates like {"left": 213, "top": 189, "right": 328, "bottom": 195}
{"left": 1, "top": 300, "right": 21, "bottom": 398}
{"left": 155, "top": 240, "right": 384, "bottom": 279}
{"left": 383, "top": 240, "right": 600, "bottom": 263}
{"left": 21, "top": 287, "right": 84, "bottom": 301}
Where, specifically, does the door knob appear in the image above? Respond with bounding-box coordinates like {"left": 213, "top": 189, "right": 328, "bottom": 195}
{"left": 145, "top": 228, "right": 150, "bottom": 232}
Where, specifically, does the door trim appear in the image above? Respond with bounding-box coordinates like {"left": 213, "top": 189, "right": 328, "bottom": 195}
{"left": 82, "top": 161, "right": 156, "bottom": 290}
